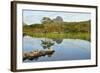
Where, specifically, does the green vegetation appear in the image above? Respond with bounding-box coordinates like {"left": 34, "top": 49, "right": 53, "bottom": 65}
{"left": 23, "top": 16, "right": 91, "bottom": 41}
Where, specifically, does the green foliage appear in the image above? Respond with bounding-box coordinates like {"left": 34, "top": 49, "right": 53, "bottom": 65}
{"left": 41, "top": 17, "right": 53, "bottom": 24}
{"left": 23, "top": 16, "right": 91, "bottom": 41}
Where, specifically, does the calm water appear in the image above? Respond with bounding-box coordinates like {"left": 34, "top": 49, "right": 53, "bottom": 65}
{"left": 23, "top": 36, "right": 91, "bottom": 62}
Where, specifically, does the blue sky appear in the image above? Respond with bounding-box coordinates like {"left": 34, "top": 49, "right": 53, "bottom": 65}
{"left": 23, "top": 10, "right": 91, "bottom": 25}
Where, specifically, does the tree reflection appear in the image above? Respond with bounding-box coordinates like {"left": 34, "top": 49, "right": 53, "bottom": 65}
{"left": 41, "top": 40, "right": 54, "bottom": 49}
{"left": 53, "top": 39, "right": 63, "bottom": 44}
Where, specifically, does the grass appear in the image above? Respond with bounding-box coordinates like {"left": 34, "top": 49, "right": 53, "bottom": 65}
{"left": 23, "top": 32, "right": 91, "bottom": 41}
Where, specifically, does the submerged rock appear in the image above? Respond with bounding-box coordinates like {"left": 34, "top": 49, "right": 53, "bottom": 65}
{"left": 23, "top": 50, "right": 55, "bottom": 61}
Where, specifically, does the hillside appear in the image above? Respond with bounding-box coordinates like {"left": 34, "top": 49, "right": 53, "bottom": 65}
{"left": 23, "top": 20, "right": 91, "bottom": 41}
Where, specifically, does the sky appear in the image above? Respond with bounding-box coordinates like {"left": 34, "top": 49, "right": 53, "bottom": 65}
{"left": 23, "top": 10, "right": 91, "bottom": 25}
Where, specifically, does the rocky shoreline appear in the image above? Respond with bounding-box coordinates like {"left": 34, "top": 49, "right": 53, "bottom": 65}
{"left": 23, "top": 50, "right": 55, "bottom": 61}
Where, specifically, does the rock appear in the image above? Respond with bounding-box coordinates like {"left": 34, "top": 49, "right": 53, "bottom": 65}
{"left": 23, "top": 50, "right": 55, "bottom": 61}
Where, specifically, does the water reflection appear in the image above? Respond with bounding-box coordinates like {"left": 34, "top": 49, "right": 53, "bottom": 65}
{"left": 23, "top": 36, "right": 91, "bottom": 62}
{"left": 23, "top": 37, "right": 55, "bottom": 61}
{"left": 41, "top": 40, "right": 54, "bottom": 49}
{"left": 53, "top": 39, "right": 63, "bottom": 44}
